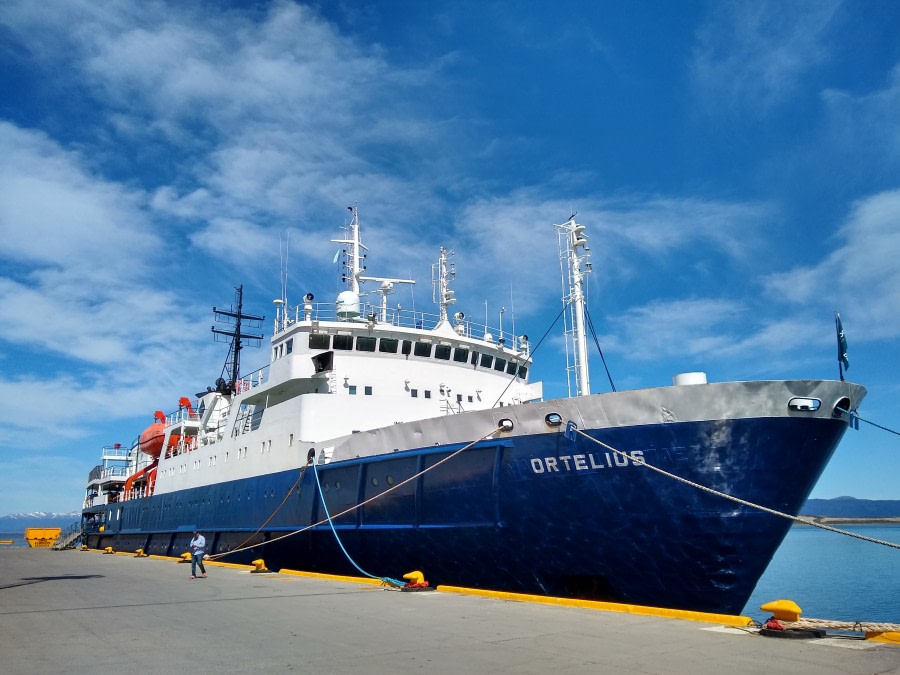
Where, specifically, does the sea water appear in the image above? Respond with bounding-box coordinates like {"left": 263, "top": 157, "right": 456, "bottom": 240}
{"left": 742, "top": 524, "right": 900, "bottom": 623}
{"left": 0, "top": 532, "right": 28, "bottom": 547}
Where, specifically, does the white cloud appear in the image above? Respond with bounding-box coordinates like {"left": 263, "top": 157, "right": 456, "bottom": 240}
{"left": 0, "top": 123, "right": 156, "bottom": 279}
{"left": 604, "top": 297, "right": 744, "bottom": 362}
{"left": 821, "top": 64, "right": 900, "bottom": 169}
{"left": 691, "top": 0, "right": 840, "bottom": 111}
{"left": 450, "top": 189, "right": 771, "bottom": 320}
{"left": 764, "top": 189, "right": 900, "bottom": 340}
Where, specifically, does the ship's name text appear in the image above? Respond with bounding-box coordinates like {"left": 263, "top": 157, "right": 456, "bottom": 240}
{"left": 530, "top": 451, "right": 644, "bottom": 474}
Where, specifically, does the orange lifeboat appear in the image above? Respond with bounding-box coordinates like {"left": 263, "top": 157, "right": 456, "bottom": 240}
{"left": 138, "top": 411, "right": 166, "bottom": 458}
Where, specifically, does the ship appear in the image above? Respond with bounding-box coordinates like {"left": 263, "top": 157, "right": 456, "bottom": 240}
{"left": 81, "top": 207, "right": 865, "bottom": 614}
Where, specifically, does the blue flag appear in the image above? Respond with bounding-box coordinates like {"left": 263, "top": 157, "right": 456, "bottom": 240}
{"left": 835, "top": 313, "right": 849, "bottom": 370}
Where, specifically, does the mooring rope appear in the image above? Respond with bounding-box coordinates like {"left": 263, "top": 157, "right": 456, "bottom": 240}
{"left": 783, "top": 618, "right": 900, "bottom": 633}
{"left": 209, "top": 425, "right": 504, "bottom": 561}
{"left": 208, "top": 459, "right": 311, "bottom": 561}
{"left": 310, "top": 453, "right": 406, "bottom": 587}
{"left": 571, "top": 427, "right": 900, "bottom": 550}
{"left": 837, "top": 406, "right": 900, "bottom": 437}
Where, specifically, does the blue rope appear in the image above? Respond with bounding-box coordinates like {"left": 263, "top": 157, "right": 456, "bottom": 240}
{"left": 310, "top": 455, "right": 406, "bottom": 588}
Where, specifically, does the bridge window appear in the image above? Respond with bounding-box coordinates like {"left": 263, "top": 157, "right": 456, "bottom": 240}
{"left": 470, "top": 351, "right": 479, "bottom": 365}
{"left": 454, "top": 347, "right": 469, "bottom": 363}
{"left": 356, "top": 336, "right": 376, "bottom": 352}
{"left": 435, "top": 345, "right": 451, "bottom": 360}
{"left": 479, "top": 353, "right": 493, "bottom": 368}
{"left": 494, "top": 357, "right": 506, "bottom": 372}
{"left": 286, "top": 338, "right": 293, "bottom": 354}
{"left": 309, "top": 333, "right": 330, "bottom": 349}
{"left": 506, "top": 361, "right": 518, "bottom": 375}
{"left": 333, "top": 334, "right": 353, "bottom": 350}
{"left": 518, "top": 365, "right": 528, "bottom": 379}
{"left": 414, "top": 341, "right": 432, "bottom": 357}
{"left": 379, "top": 338, "right": 399, "bottom": 353}
{"left": 402, "top": 340, "right": 412, "bottom": 355}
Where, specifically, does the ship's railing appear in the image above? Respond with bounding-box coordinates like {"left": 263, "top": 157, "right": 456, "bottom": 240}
{"left": 122, "top": 486, "right": 149, "bottom": 501}
{"left": 99, "top": 444, "right": 129, "bottom": 459}
{"left": 234, "top": 365, "right": 269, "bottom": 395}
{"left": 165, "top": 406, "right": 201, "bottom": 426}
{"left": 87, "top": 465, "right": 131, "bottom": 482}
{"left": 83, "top": 491, "right": 121, "bottom": 509}
{"left": 275, "top": 300, "right": 528, "bottom": 353}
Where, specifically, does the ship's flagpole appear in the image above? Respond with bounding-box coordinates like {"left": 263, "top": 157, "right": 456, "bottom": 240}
{"left": 834, "top": 311, "right": 849, "bottom": 382}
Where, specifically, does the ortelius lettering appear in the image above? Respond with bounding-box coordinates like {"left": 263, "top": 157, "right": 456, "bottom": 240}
{"left": 530, "top": 450, "right": 645, "bottom": 474}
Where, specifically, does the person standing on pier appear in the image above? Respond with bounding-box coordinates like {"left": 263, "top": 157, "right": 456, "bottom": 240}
{"left": 190, "top": 531, "right": 207, "bottom": 579}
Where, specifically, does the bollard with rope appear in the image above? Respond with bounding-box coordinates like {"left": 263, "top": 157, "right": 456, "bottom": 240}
{"left": 566, "top": 422, "right": 899, "bottom": 642}
{"left": 759, "top": 599, "right": 900, "bottom": 643}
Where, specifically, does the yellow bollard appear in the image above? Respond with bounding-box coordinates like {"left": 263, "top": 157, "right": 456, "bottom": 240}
{"left": 179, "top": 552, "right": 192, "bottom": 563}
{"left": 760, "top": 599, "right": 802, "bottom": 622}
{"left": 403, "top": 570, "right": 426, "bottom": 585}
{"left": 401, "top": 570, "right": 431, "bottom": 591}
{"left": 134, "top": 548, "right": 148, "bottom": 557}
{"left": 251, "top": 558, "right": 275, "bottom": 574}
{"left": 103, "top": 546, "right": 114, "bottom": 554}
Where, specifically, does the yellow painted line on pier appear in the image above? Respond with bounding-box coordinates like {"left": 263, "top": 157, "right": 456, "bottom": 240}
{"left": 436, "top": 585, "right": 754, "bottom": 627}
{"left": 867, "top": 631, "right": 900, "bottom": 644}
{"left": 206, "top": 560, "right": 255, "bottom": 570}
{"left": 278, "top": 568, "right": 385, "bottom": 586}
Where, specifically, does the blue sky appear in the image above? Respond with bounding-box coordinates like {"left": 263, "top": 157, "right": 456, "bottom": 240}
{"left": 1, "top": 0, "right": 898, "bottom": 515}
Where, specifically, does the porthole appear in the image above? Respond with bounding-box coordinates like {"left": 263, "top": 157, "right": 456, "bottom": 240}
{"left": 544, "top": 412, "right": 563, "bottom": 427}
{"left": 335, "top": 481, "right": 341, "bottom": 491}
{"left": 371, "top": 477, "right": 379, "bottom": 487}
{"left": 386, "top": 476, "right": 394, "bottom": 485}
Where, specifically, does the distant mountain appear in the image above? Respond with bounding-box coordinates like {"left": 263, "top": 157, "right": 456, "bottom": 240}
{"left": 801, "top": 497, "right": 900, "bottom": 518}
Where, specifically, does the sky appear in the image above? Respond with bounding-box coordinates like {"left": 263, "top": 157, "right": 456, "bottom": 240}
{"left": 1, "top": 0, "right": 898, "bottom": 515}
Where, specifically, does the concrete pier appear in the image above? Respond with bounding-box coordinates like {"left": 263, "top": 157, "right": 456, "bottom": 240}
{"left": 1, "top": 548, "right": 897, "bottom": 674}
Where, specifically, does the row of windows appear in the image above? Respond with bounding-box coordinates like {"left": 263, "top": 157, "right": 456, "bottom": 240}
{"left": 343, "top": 384, "right": 477, "bottom": 404}
{"left": 165, "top": 434, "right": 296, "bottom": 474}
{"left": 273, "top": 338, "right": 294, "bottom": 360}
{"left": 306, "top": 332, "right": 527, "bottom": 378}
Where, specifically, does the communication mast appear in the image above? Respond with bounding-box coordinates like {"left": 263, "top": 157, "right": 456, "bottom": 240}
{"left": 557, "top": 215, "right": 592, "bottom": 397}
{"left": 211, "top": 285, "right": 264, "bottom": 394}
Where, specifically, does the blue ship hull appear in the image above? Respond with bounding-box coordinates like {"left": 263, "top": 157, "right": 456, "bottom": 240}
{"left": 85, "top": 415, "right": 848, "bottom": 614}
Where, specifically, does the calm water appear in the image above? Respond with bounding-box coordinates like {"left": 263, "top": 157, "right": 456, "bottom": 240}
{"left": 0, "top": 531, "right": 28, "bottom": 546}
{"left": 742, "top": 524, "right": 900, "bottom": 623}
{"left": 3, "top": 525, "right": 898, "bottom": 622}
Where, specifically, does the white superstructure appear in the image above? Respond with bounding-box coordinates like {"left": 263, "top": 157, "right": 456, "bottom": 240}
{"left": 126, "top": 208, "right": 542, "bottom": 496}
